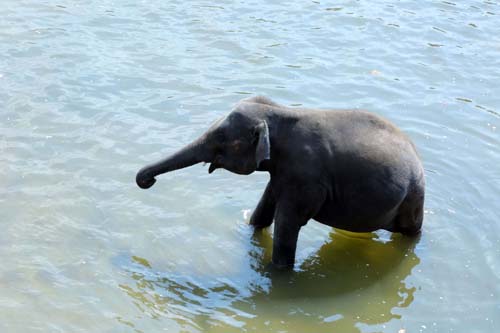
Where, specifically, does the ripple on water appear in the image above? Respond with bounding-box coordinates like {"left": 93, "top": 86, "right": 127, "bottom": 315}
{"left": 1, "top": 0, "right": 500, "bottom": 332}
{"left": 113, "top": 230, "right": 421, "bottom": 331}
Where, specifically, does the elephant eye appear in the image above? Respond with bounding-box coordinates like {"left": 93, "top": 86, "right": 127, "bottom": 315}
{"left": 231, "top": 140, "right": 242, "bottom": 151}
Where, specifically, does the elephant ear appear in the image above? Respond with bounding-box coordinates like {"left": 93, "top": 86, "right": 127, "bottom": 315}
{"left": 255, "top": 120, "right": 271, "bottom": 167}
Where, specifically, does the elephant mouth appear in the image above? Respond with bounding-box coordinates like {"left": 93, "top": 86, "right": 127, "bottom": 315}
{"left": 208, "top": 162, "right": 220, "bottom": 174}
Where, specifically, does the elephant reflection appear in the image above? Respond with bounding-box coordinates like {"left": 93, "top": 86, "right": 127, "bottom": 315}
{"left": 116, "top": 231, "right": 420, "bottom": 332}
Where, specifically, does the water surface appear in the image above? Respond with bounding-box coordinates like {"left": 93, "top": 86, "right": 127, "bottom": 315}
{"left": 1, "top": 0, "right": 499, "bottom": 332}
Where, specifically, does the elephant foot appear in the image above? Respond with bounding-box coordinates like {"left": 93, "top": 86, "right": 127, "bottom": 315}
{"left": 270, "top": 261, "right": 294, "bottom": 270}
{"left": 264, "top": 261, "right": 294, "bottom": 274}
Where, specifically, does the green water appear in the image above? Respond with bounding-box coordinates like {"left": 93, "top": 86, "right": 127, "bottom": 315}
{"left": 1, "top": 1, "right": 499, "bottom": 332}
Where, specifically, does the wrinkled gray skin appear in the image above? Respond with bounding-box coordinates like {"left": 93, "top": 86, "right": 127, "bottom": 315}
{"left": 136, "top": 96, "right": 425, "bottom": 268}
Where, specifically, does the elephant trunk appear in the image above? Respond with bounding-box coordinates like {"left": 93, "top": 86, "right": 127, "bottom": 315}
{"left": 136, "top": 136, "right": 210, "bottom": 189}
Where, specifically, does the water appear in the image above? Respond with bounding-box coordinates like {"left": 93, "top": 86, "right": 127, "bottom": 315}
{"left": 1, "top": 0, "right": 499, "bottom": 332}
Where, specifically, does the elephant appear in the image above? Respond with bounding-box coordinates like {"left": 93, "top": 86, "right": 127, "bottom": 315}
{"left": 136, "top": 96, "right": 425, "bottom": 268}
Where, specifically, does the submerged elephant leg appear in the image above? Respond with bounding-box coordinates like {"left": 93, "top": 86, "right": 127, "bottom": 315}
{"left": 272, "top": 209, "right": 304, "bottom": 269}
{"left": 249, "top": 181, "right": 276, "bottom": 228}
{"left": 392, "top": 187, "right": 425, "bottom": 236}
{"left": 271, "top": 188, "right": 326, "bottom": 268}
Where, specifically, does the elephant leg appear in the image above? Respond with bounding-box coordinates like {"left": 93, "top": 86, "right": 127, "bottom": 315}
{"left": 249, "top": 181, "right": 276, "bottom": 228}
{"left": 271, "top": 187, "right": 326, "bottom": 268}
{"left": 272, "top": 210, "right": 304, "bottom": 268}
{"left": 393, "top": 187, "right": 424, "bottom": 236}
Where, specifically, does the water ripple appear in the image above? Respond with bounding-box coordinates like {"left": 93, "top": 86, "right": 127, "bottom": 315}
{"left": 1, "top": 0, "right": 500, "bottom": 332}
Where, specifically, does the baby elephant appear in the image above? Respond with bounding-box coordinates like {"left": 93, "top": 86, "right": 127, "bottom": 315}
{"left": 136, "top": 96, "right": 425, "bottom": 268}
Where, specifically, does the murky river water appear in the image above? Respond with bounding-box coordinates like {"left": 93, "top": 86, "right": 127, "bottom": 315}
{"left": 1, "top": 1, "right": 500, "bottom": 332}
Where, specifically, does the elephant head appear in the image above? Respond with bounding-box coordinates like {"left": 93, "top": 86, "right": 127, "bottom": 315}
{"left": 136, "top": 100, "right": 271, "bottom": 189}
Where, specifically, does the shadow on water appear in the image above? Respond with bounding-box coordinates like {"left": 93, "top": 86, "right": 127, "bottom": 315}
{"left": 115, "top": 229, "right": 420, "bottom": 333}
